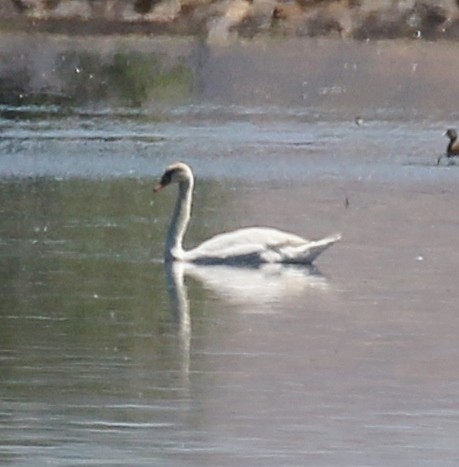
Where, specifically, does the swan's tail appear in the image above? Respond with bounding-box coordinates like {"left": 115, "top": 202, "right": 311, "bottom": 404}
{"left": 289, "top": 233, "right": 342, "bottom": 264}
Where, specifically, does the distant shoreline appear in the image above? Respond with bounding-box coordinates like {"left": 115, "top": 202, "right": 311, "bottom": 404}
{"left": 1, "top": 1, "right": 459, "bottom": 42}
{"left": 1, "top": 32, "right": 459, "bottom": 116}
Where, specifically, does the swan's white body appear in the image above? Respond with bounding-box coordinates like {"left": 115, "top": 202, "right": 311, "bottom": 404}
{"left": 155, "top": 163, "right": 340, "bottom": 265}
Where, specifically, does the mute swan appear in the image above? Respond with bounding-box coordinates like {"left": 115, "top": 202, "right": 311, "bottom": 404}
{"left": 154, "top": 162, "right": 340, "bottom": 265}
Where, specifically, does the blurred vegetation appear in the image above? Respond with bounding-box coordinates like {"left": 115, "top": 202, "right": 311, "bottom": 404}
{"left": 105, "top": 52, "right": 194, "bottom": 106}
{"left": 0, "top": 49, "right": 194, "bottom": 108}
{"left": 60, "top": 50, "right": 194, "bottom": 107}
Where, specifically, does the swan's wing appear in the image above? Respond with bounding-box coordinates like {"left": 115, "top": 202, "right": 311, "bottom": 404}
{"left": 184, "top": 227, "right": 340, "bottom": 264}
{"left": 184, "top": 227, "right": 304, "bottom": 263}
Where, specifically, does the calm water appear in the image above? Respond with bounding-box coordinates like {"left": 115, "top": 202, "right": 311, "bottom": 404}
{"left": 2, "top": 37, "right": 459, "bottom": 467}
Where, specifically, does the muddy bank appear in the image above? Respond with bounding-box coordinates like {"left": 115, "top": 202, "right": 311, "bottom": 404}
{"left": 2, "top": 1, "right": 459, "bottom": 41}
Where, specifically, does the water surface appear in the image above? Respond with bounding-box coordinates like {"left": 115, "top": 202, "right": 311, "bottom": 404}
{"left": 1, "top": 37, "right": 459, "bottom": 467}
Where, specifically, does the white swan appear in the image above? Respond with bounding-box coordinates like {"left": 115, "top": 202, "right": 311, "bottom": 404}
{"left": 154, "top": 162, "right": 341, "bottom": 265}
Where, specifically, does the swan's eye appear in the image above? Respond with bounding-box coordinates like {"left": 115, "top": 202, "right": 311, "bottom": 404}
{"left": 161, "top": 170, "right": 174, "bottom": 186}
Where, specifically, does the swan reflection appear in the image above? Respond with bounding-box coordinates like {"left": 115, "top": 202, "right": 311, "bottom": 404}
{"left": 164, "top": 261, "right": 191, "bottom": 377}
{"left": 165, "top": 261, "right": 329, "bottom": 314}
{"left": 164, "top": 262, "right": 329, "bottom": 378}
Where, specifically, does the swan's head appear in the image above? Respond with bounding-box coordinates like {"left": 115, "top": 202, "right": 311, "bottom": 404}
{"left": 154, "top": 162, "right": 193, "bottom": 192}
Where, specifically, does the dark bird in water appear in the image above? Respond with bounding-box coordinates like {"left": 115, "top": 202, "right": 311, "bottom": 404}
{"left": 437, "top": 128, "right": 459, "bottom": 166}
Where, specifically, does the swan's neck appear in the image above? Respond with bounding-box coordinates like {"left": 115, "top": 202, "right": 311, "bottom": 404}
{"left": 165, "top": 178, "right": 193, "bottom": 261}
